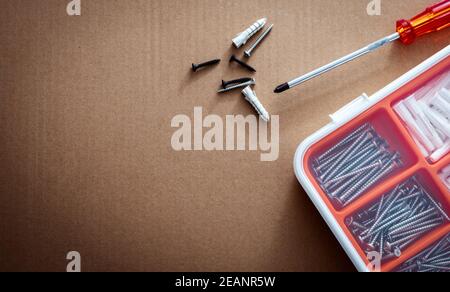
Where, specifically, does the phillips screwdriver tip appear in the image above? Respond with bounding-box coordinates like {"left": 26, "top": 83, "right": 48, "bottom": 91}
{"left": 274, "top": 83, "right": 289, "bottom": 93}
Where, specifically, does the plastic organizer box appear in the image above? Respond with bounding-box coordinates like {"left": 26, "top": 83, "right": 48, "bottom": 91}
{"left": 294, "top": 45, "right": 450, "bottom": 272}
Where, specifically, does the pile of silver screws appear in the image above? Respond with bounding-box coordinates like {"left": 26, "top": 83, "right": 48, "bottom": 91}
{"left": 346, "top": 177, "right": 449, "bottom": 262}
{"left": 395, "top": 234, "right": 450, "bottom": 272}
{"left": 312, "top": 123, "right": 402, "bottom": 208}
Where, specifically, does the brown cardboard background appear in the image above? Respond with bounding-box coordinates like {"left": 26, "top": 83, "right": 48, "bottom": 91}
{"left": 0, "top": 0, "right": 448, "bottom": 272}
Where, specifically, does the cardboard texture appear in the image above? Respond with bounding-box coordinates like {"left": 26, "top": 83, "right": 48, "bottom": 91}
{"left": 0, "top": 0, "right": 448, "bottom": 272}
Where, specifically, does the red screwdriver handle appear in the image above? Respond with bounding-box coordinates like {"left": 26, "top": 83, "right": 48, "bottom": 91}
{"left": 396, "top": 0, "right": 450, "bottom": 45}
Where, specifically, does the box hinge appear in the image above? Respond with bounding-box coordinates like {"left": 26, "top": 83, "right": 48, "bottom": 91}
{"left": 329, "top": 93, "right": 370, "bottom": 124}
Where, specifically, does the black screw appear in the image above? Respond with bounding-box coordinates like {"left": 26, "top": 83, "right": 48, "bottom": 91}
{"left": 192, "top": 59, "right": 221, "bottom": 72}
{"left": 222, "top": 77, "right": 253, "bottom": 89}
{"left": 229, "top": 55, "right": 256, "bottom": 73}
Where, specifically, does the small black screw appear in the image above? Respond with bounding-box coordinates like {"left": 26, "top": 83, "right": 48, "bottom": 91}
{"left": 229, "top": 55, "right": 256, "bottom": 73}
{"left": 192, "top": 59, "right": 221, "bottom": 72}
{"left": 222, "top": 77, "right": 253, "bottom": 89}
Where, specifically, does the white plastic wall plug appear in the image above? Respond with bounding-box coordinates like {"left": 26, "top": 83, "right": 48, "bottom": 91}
{"left": 394, "top": 101, "right": 435, "bottom": 154}
{"left": 430, "top": 141, "right": 450, "bottom": 163}
{"left": 418, "top": 101, "right": 450, "bottom": 139}
{"left": 232, "top": 18, "right": 267, "bottom": 48}
{"left": 242, "top": 86, "right": 270, "bottom": 122}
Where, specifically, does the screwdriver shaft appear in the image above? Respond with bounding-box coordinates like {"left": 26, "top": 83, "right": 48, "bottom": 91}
{"left": 290, "top": 32, "right": 400, "bottom": 88}
{"left": 275, "top": 32, "right": 400, "bottom": 93}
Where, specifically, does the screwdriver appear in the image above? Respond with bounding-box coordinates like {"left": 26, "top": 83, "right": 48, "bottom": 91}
{"left": 274, "top": 0, "right": 450, "bottom": 94}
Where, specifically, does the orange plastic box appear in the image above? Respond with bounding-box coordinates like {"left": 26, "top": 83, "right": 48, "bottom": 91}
{"left": 294, "top": 46, "right": 450, "bottom": 272}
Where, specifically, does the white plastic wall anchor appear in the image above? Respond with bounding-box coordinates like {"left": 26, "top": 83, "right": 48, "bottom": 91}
{"left": 411, "top": 135, "right": 429, "bottom": 157}
{"left": 419, "top": 101, "right": 450, "bottom": 138}
{"left": 436, "top": 94, "right": 450, "bottom": 117}
{"left": 242, "top": 86, "right": 270, "bottom": 122}
{"left": 429, "top": 91, "right": 450, "bottom": 120}
{"left": 394, "top": 101, "right": 435, "bottom": 154}
{"left": 430, "top": 141, "right": 450, "bottom": 163}
{"left": 232, "top": 18, "right": 267, "bottom": 48}
{"left": 441, "top": 88, "right": 450, "bottom": 103}
{"left": 404, "top": 96, "right": 444, "bottom": 149}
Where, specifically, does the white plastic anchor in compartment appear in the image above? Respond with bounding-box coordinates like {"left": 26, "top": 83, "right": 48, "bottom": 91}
{"left": 394, "top": 73, "right": 450, "bottom": 163}
{"left": 294, "top": 45, "right": 450, "bottom": 272}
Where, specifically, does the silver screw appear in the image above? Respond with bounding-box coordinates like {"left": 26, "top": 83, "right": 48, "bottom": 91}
{"left": 328, "top": 154, "right": 386, "bottom": 197}
{"left": 346, "top": 217, "right": 369, "bottom": 232}
{"left": 391, "top": 222, "right": 442, "bottom": 240}
{"left": 407, "top": 200, "right": 426, "bottom": 217}
{"left": 388, "top": 208, "right": 437, "bottom": 235}
{"left": 427, "top": 251, "right": 450, "bottom": 262}
{"left": 366, "top": 185, "right": 403, "bottom": 235}
{"left": 430, "top": 259, "right": 450, "bottom": 266}
{"left": 369, "top": 230, "right": 381, "bottom": 246}
{"left": 396, "top": 234, "right": 450, "bottom": 272}
{"left": 244, "top": 24, "right": 274, "bottom": 58}
{"left": 316, "top": 123, "right": 370, "bottom": 162}
{"left": 331, "top": 145, "right": 381, "bottom": 182}
{"left": 374, "top": 194, "right": 386, "bottom": 221}
{"left": 321, "top": 131, "right": 373, "bottom": 182}
{"left": 314, "top": 148, "right": 347, "bottom": 173}
{"left": 420, "top": 188, "right": 450, "bottom": 221}
{"left": 217, "top": 79, "right": 256, "bottom": 93}
{"left": 361, "top": 211, "right": 408, "bottom": 241}
{"left": 398, "top": 237, "right": 418, "bottom": 252}
{"left": 379, "top": 234, "right": 384, "bottom": 259}
{"left": 389, "top": 217, "right": 443, "bottom": 238}
{"left": 329, "top": 168, "right": 367, "bottom": 198}
{"left": 341, "top": 153, "right": 400, "bottom": 205}
{"left": 362, "top": 206, "right": 410, "bottom": 240}
{"left": 396, "top": 189, "right": 420, "bottom": 205}
{"left": 419, "top": 264, "right": 450, "bottom": 271}
{"left": 340, "top": 161, "right": 386, "bottom": 203}
{"left": 388, "top": 224, "right": 437, "bottom": 247}
{"left": 424, "top": 235, "right": 449, "bottom": 260}
{"left": 324, "top": 160, "right": 383, "bottom": 187}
